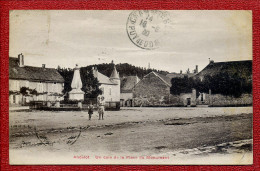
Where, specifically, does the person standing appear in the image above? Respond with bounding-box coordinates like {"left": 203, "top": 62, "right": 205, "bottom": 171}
{"left": 98, "top": 104, "right": 104, "bottom": 120}
{"left": 98, "top": 96, "right": 105, "bottom": 120}
{"left": 88, "top": 102, "right": 94, "bottom": 120}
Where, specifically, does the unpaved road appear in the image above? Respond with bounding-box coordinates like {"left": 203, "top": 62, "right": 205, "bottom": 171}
{"left": 9, "top": 107, "right": 253, "bottom": 165}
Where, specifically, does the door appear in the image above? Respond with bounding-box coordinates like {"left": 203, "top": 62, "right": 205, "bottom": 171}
{"left": 187, "top": 98, "right": 191, "bottom": 105}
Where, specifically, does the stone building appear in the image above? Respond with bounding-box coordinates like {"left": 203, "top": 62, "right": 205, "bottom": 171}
{"left": 133, "top": 72, "right": 172, "bottom": 106}
{"left": 132, "top": 60, "right": 252, "bottom": 107}
{"left": 9, "top": 54, "right": 64, "bottom": 105}
{"left": 120, "top": 75, "right": 140, "bottom": 107}
{"left": 92, "top": 65, "right": 120, "bottom": 109}
{"left": 195, "top": 60, "right": 252, "bottom": 106}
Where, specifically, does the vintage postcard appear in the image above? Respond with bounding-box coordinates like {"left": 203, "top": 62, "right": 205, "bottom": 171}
{"left": 9, "top": 10, "right": 252, "bottom": 165}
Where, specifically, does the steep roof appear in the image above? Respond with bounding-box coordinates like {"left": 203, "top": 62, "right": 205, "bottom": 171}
{"left": 121, "top": 76, "right": 140, "bottom": 93}
{"left": 110, "top": 65, "right": 119, "bottom": 79}
{"left": 196, "top": 60, "right": 252, "bottom": 79}
{"left": 9, "top": 57, "right": 64, "bottom": 83}
{"left": 143, "top": 71, "right": 171, "bottom": 87}
{"left": 93, "top": 69, "right": 118, "bottom": 85}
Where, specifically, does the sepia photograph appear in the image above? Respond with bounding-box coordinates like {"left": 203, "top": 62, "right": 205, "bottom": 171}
{"left": 9, "top": 10, "right": 252, "bottom": 165}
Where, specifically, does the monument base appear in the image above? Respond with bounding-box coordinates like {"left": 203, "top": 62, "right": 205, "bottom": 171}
{"left": 69, "top": 89, "right": 84, "bottom": 101}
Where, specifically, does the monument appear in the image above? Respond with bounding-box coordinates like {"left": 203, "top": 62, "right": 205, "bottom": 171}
{"left": 69, "top": 64, "right": 84, "bottom": 106}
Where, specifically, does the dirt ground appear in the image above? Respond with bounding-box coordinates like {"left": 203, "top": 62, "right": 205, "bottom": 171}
{"left": 9, "top": 107, "right": 253, "bottom": 165}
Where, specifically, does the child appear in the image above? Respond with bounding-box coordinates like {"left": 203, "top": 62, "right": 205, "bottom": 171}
{"left": 88, "top": 103, "right": 94, "bottom": 120}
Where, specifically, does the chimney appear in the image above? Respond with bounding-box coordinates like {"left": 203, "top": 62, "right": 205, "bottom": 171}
{"left": 180, "top": 70, "right": 182, "bottom": 74}
{"left": 42, "top": 64, "right": 46, "bottom": 68}
{"left": 195, "top": 65, "right": 198, "bottom": 73}
{"left": 18, "top": 53, "right": 24, "bottom": 67}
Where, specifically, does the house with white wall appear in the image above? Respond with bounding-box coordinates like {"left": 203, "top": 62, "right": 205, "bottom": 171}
{"left": 9, "top": 54, "right": 64, "bottom": 105}
{"left": 92, "top": 65, "right": 120, "bottom": 109}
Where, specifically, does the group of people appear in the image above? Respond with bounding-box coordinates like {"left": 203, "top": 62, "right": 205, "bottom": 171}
{"left": 88, "top": 96, "right": 105, "bottom": 120}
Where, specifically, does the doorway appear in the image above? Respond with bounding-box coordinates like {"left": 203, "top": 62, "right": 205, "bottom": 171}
{"left": 187, "top": 98, "right": 191, "bottom": 105}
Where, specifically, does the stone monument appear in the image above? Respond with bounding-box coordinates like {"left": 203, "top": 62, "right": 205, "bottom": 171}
{"left": 69, "top": 64, "right": 84, "bottom": 106}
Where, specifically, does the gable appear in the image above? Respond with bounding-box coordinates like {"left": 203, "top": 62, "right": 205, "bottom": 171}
{"left": 142, "top": 72, "right": 171, "bottom": 87}
{"left": 135, "top": 72, "right": 171, "bottom": 89}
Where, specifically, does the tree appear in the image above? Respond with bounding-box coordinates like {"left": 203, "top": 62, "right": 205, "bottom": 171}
{"left": 170, "top": 76, "right": 194, "bottom": 95}
{"left": 57, "top": 67, "right": 74, "bottom": 94}
{"left": 80, "top": 69, "right": 102, "bottom": 99}
{"left": 170, "top": 72, "right": 252, "bottom": 98}
{"left": 203, "top": 72, "right": 247, "bottom": 98}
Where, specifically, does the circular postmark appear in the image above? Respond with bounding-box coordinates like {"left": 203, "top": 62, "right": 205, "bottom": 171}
{"left": 126, "top": 10, "right": 171, "bottom": 50}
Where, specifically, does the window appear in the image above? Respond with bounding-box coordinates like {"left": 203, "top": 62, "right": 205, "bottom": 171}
{"left": 15, "top": 81, "right": 20, "bottom": 91}
{"left": 100, "top": 87, "right": 104, "bottom": 95}
{"left": 37, "top": 82, "right": 43, "bottom": 92}
{"left": 53, "top": 83, "right": 58, "bottom": 92}
{"left": 13, "top": 95, "right": 16, "bottom": 103}
{"left": 48, "top": 83, "right": 53, "bottom": 92}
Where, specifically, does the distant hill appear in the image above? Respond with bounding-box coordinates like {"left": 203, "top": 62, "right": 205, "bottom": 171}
{"left": 81, "top": 62, "right": 169, "bottom": 79}
{"left": 57, "top": 62, "right": 169, "bottom": 94}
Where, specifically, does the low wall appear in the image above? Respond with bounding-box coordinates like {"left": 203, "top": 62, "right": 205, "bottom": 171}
{"left": 210, "top": 93, "right": 252, "bottom": 107}
{"left": 131, "top": 93, "right": 252, "bottom": 107}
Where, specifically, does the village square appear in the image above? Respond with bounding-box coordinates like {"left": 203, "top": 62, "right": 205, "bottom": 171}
{"left": 8, "top": 10, "right": 252, "bottom": 164}
{"left": 8, "top": 53, "right": 253, "bottom": 164}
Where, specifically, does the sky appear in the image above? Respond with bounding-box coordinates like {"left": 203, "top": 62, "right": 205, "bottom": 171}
{"left": 9, "top": 10, "right": 252, "bottom": 73}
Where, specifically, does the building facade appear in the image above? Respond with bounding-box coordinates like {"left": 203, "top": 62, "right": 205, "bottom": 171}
{"left": 92, "top": 65, "right": 120, "bottom": 108}
{"left": 133, "top": 72, "right": 172, "bottom": 106}
{"left": 9, "top": 54, "right": 64, "bottom": 105}
{"left": 120, "top": 76, "right": 140, "bottom": 107}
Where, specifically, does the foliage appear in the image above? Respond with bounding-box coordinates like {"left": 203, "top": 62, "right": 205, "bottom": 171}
{"left": 80, "top": 69, "right": 102, "bottom": 98}
{"left": 57, "top": 66, "right": 102, "bottom": 99}
{"left": 57, "top": 63, "right": 169, "bottom": 99}
{"left": 57, "top": 66, "right": 74, "bottom": 94}
{"left": 202, "top": 72, "right": 252, "bottom": 98}
{"left": 9, "top": 90, "right": 20, "bottom": 95}
{"left": 82, "top": 63, "right": 169, "bottom": 79}
{"left": 19, "top": 87, "right": 38, "bottom": 96}
{"left": 20, "top": 87, "right": 29, "bottom": 96}
{"left": 170, "top": 76, "right": 194, "bottom": 95}
{"left": 170, "top": 72, "right": 252, "bottom": 98}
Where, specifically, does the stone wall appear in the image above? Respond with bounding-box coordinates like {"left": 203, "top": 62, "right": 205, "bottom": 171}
{"left": 169, "top": 95, "right": 183, "bottom": 106}
{"left": 210, "top": 93, "right": 252, "bottom": 107}
{"left": 133, "top": 73, "right": 171, "bottom": 106}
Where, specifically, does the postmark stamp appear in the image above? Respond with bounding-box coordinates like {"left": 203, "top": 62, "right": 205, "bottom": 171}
{"left": 126, "top": 10, "right": 171, "bottom": 50}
